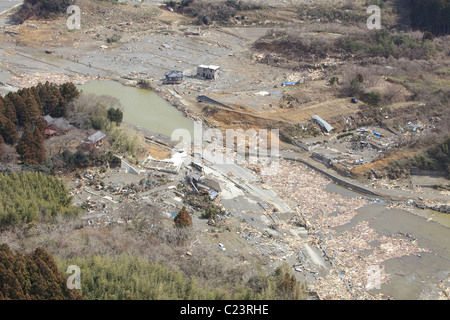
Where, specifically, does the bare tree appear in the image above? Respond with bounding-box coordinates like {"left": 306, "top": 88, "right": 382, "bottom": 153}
{"left": 67, "top": 94, "right": 122, "bottom": 130}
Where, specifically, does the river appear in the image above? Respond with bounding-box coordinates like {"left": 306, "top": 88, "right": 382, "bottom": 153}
{"left": 76, "top": 79, "right": 449, "bottom": 299}
{"left": 326, "top": 182, "right": 450, "bottom": 299}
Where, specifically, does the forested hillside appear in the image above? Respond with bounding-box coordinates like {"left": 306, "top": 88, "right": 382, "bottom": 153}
{"left": 0, "top": 172, "right": 78, "bottom": 226}
{"left": 0, "top": 244, "right": 82, "bottom": 300}
{"left": 409, "top": 0, "right": 450, "bottom": 35}
{"left": 0, "top": 82, "right": 79, "bottom": 164}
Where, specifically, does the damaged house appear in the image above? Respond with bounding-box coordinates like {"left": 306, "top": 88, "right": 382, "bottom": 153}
{"left": 188, "top": 173, "right": 221, "bottom": 200}
{"left": 197, "top": 65, "right": 220, "bottom": 80}
{"left": 312, "top": 115, "right": 333, "bottom": 133}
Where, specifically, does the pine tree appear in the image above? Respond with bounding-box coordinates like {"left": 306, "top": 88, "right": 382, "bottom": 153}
{"left": 16, "top": 124, "right": 45, "bottom": 164}
{"left": 2, "top": 97, "right": 18, "bottom": 125}
{"left": 5, "top": 92, "right": 26, "bottom": 126}
{"left": 22, "top": 91, "right": 41, "bottom": 125}
{"left": 59, "top": 82, "right": 80, "bottom": 106}
{"left": 0, "top": 113, "right": 18, "bottom": 145}
{"left": 174, "top": 206, "right": 192, "bottom": 228}
{"left": 0, "top": 244, "right": 82, "bottom": 300}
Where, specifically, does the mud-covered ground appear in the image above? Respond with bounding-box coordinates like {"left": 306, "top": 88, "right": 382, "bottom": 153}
{"left": 0, "top": 0, "right": 448, "bottom": 300}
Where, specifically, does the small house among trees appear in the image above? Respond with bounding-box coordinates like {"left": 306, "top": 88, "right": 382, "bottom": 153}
{"left": 43, "top": 115, "right": 72, "bottom": 134}
{"left": 82, "top": 131, "right": 107, "bottom": 149}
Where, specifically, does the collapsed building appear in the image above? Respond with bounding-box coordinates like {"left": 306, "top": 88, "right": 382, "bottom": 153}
{"left": 188, "top": 172, "right": 221, "bottom": 200}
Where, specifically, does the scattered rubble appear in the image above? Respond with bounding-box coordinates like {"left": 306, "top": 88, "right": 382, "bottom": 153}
{"left": 257, "top": 160, "right": 431, "bottom": 299}
{"left": 9, "top": 72, "right": 96, "bottom": 89}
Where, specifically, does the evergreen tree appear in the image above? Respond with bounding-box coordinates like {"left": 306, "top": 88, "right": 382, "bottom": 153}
{"left": 42, "top": 85, "right": 60, "bottom": 117}
{"left": 5, "top": 92, "right": 27, "bottom": 126}
{"left": 2, "top": 97, "right": 18, "bottom": 125}
{"left": 16, "top": 125, "right": 46, "bottom": 164}
{"left": 32, "top": 125, "right": 46, "bottom": 164}
{"left": 21, "top": 90, "right": 41, "bottom": 124}
{"left": 107, "top": 107, "right": 123, "bottom": 125}
{"left": 60, "top": 82, "right": 80, "bottom": 106}
{"left": 0, "top": 244, "right": 82, "bottom": 300}
{"left": 409, "top": 0, "right": 450, "bottom": 35}
{"left": 174, "top": 206, "right": 192, "bottom": 228}
{"left": 0, "top": 114, "right": 18, "bottom": 145}
{"left": 35, "top": 116, "right": 48, "bottom": 134}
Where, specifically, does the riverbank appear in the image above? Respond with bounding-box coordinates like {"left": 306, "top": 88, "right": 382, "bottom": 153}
{"left": 281, "top": 150, "right": 450, "bottom": 206}
{"left": 260, "top": 159, "right": 450, "bottom": 299}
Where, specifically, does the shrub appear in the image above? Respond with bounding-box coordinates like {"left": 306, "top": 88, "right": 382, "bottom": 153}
{"left": 169, "top": 0, "right": 261, "bottom": 25}
{"left": 339, "top": 37, "right": 363, "bottom": 54}
{"left": 364, "top": 91, "right": 382, "bottom": 106}
{"left": 108, "top": 123, "right": 143, "bottom": 156}
{"left": 106, "top": 34, "right": 122, "bottom": 44}
{"left": 137, "top": 79, "right": 153, "bottom": 90}
{"left": 67, "top": 94, "right": 122, "bottom": 130}
{"left": 200, "top": 204, "right": 224, "bottom": 220}
{"left": 329, "top": 76, "right": 339, "bottom": 85}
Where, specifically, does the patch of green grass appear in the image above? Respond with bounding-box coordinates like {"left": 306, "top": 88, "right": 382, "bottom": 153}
{"left": 388, "top": 76, "right": 450, "bottom": 96}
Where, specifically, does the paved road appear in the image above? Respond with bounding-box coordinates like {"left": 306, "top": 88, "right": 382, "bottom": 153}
{"left": 0, "top": 1, "right": 22, "bottom": 17}
{"left": 280, "top": 149, "right": 449, "bottom": 203}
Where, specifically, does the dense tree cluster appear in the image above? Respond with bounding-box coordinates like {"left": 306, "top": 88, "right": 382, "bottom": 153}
{"left": 0, "top": 244, "right": 82, "bottom": 300}
{"left": 0, "top": 82, "right": 79, "bottom": 164}
{"left": 0, "top": 172, "right": 79, "bottom": 226}
{"left": 107, "top": 107, "right": 123, "bottom": 125}
{"left": 409, "top": 0, "right": 450, "bottom": 35}
{"left": 12, "top": 0, "right": 75, "bottom": 24}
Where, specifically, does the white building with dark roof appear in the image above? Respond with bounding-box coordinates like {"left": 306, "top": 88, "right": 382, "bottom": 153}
{"left": 197, "top": 65, "right": 220, "bottom": 80}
